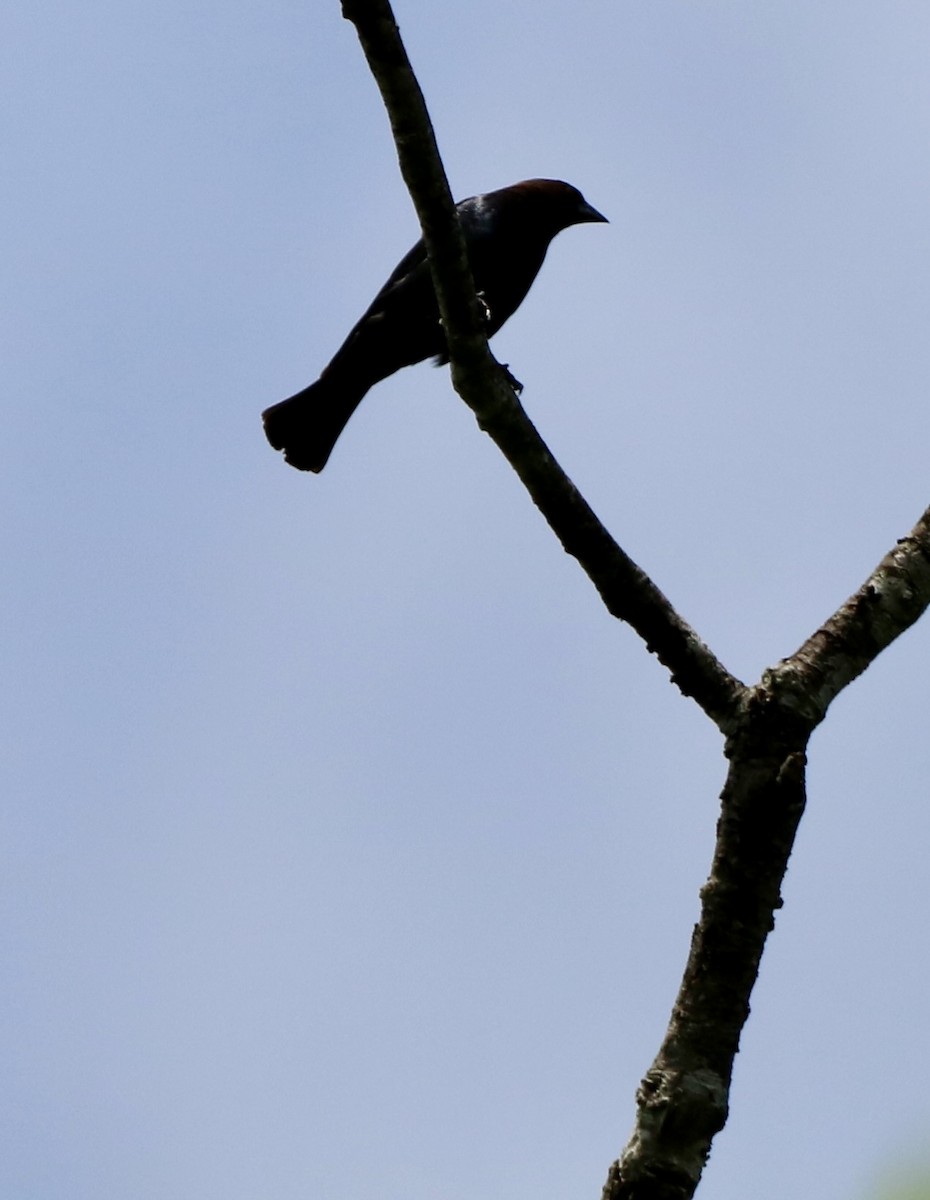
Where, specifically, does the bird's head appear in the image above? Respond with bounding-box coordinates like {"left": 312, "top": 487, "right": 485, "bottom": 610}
{"left": 507, "top": 179, "right": 609, "bottom": 233}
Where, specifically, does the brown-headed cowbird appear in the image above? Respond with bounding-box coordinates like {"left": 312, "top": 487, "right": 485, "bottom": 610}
{"left": 262, "top": 179, "right": 607, "bottom": 472}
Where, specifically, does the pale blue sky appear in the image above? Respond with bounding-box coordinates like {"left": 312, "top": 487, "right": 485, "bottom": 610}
{"left": 4, "top": 3, "right": 930, "bottom": 1198}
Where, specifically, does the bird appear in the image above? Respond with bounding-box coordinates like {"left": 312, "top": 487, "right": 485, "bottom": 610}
{"left": 262, "top": 179, "right": 608, "bottom": 472}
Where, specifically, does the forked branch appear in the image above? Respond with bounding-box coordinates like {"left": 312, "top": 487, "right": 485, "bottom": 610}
{"left": 337, "top": 3, "right": 930, "bottom": 1196}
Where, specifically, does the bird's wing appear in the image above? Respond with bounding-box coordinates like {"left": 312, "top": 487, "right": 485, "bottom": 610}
{"left": 368, "top": 240, "right": 430, "bottom": 306}
{"left": 334, "top": 198, "right": 488, "bottom": 369}
{"left": 365, "top": 194, "right": 486, "bottom": 308}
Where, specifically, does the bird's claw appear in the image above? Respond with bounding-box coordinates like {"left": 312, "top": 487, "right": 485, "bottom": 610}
{"left": 499, "top": 363, "right": 524, "bottom": 393}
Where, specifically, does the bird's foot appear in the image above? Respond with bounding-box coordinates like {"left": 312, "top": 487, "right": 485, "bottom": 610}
{"left": 499, "top": 363, "right": 524, "bottom": 393}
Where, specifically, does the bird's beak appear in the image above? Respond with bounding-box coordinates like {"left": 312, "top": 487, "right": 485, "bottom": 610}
{"left": 578, "top": 201, "right": 608, "bottom": 224}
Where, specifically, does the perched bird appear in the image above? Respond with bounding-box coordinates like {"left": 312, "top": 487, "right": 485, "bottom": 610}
{"left": 262, "top": 179, "right": 607, "bottom": 472}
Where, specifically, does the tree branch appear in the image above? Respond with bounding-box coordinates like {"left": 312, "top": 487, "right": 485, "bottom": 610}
{"left": 341, "top": 0, "right": 743, "bottom": 734}
{"left": 767, "top": 504, "right": 930, "bottom": 725}
{"left": 603, "top": 509, "right": 930, "bottom": 1197}
{"left": 336, "top": 3, "right": 930, "bottom": 1197}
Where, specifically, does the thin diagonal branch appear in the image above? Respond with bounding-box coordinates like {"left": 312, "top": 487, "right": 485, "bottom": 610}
{"left": 340, "top": 0, "right": 490, "bottom": 369}
{"left": 341, "top": 0, "right": 744, "bottom": 733}
{"left": 767, "top": 504, "right": 930, "bottom": 725}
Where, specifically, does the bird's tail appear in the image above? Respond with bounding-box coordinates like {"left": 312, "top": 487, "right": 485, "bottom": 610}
{"left": 262, "top": 375, "right": 367, "bottom": 473}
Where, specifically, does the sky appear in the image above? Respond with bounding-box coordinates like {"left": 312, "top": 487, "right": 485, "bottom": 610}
{"left": 4, "top": 2, "right": 930, "bottom": 1198}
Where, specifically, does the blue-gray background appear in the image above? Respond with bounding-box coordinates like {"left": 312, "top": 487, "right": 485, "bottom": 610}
{"left": 4, "top": 3, "right": 930, "bottom": 1197}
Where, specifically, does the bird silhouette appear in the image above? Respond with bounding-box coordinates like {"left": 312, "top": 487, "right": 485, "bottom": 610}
{"left": 262, "top": 179, "right": 607, "bottom": 472}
